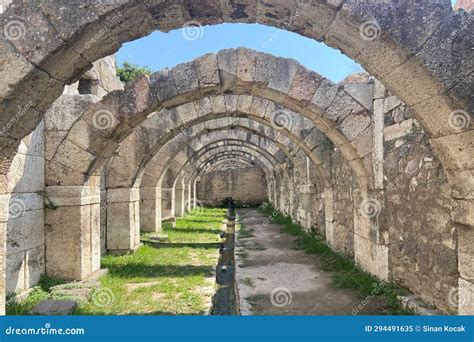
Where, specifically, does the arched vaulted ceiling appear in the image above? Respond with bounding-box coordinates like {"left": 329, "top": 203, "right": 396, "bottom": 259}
{"left": 1, "top": 1, "right": 471, "bottom": 203}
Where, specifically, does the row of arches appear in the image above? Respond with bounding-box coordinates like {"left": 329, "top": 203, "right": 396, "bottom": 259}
{"left": 0, "top": 1, "right": 472, "bottom": 315}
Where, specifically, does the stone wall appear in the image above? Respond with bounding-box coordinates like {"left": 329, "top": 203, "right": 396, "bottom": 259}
{"left": 381, "top": 91, "right": 457, "bottom": 313}
{"left": 197, "top": 167, "right": 267, "bottom": 207}
{"left": 329, "top": 150, "right": 356, "bottom": 257}
{"left": 2, "top": 55, "right": 123, "bottom": 296}
{"left": 5, "top": 122, "right": 45, "bottom": 295}
{"left": 295, "top": 79, "right": 459, "bottom": 312}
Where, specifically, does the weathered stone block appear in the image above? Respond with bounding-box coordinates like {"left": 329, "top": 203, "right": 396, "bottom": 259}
{"left": 30, "top": 299, "right": 77, "bottom": 316}
{"left": 354, "top": 234, "right": 389, "bottom": 281}
{"left": 267, "top": 57, "right": 298, "bottom": 94}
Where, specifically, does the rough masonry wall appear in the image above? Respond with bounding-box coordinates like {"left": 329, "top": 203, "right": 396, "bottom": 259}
{"left": 197, "top": 167, "right": 267, "bottom": 207}
{"left": 382, "top": 93, "right": 457, "bottom": 313}
{"left": 3, "top": 56, "right": 124, "bottom": 295}
{"left": 6, "top": 122, "right": 45, "bottom": 295}
{"left": 328, "top": 150, "right": 356, "bottom": 258}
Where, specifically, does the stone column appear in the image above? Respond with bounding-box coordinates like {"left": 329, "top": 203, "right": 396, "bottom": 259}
{"left": 372, "top": 80, "right": 385, "bottom": 190}
{"left": 162, "top": 188, "right": 174, "bottom": 219}
{"left": 192, "top": 179, "right": 197, "bottom": 209}
{"left": 140, "top": 187, "right": 161, "bottom": 233}
{"left": 174, "top": 182, "right": 185, "bottom": 217}
{"left": 186, "top": 181, "right": 192, "bottom": 212}
{"left": 298, "top": 184, "right": 315, "bottom": 231}
{"left": 182, "top": 184, "right": 189, "bottom": 214}
{"left": 106, "top": 188, "right": 140, "bottom": 254}
{"left": 353, "top": 189, "right": 389, "bottom": 281}
{"left": 455, "top": 202, "right": 474, "bottom": 315}
{"left": 323, "top": 188, "right": 334, "bottom": 247}
{"left": 0, "top": 194, "right": 8, "bottom": 315}
{"left": 45, "top": 186, "right": 101, "bottom": 280}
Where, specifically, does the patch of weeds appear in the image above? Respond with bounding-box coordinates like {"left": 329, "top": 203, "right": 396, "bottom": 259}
{"left": 6, "top": 288, "right": 49, "bottom": 315}
{"left": 242, "top": 277, "right": 256, "bottom": 288}
{"left": 259, "top": 204, "right": 413, "bottom": 315}
{"left": 236, "top": 251, "right": 249, "bottom": 259}
{"left": 6, "top": 274, "right": 67, "bottom": 315}
{"left": 406, "top": 122, "right": 423, "bottom": 142}
{"left": 245, "top": 294, "right": 267, "bottom": 306}
{"left": 252, "top": 243, "right": 266, "bottom": 251}
{"left": 37, "top": 274, "right": 66, "bottom": 292}
{"left": 237, "top": 222, "right": 254, "bottom": 239}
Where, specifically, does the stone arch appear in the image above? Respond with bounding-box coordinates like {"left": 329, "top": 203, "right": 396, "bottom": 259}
{"left": 1, "top": 1, "right": 471, "bottom": 199}
{"left": 45, "top": 52, "right": 372, "bottom": 193}
{"left": 0, "top": 1, "right": 472, "bottom": 314}
{"left": 135, "top": 128, "right": 289, "bottom": 231}
{"left": 136, "top": 137, "right": 288, "bottom": 234}
{"left": 137, "top": 129, "right": 306, "bottom": 189}
{"left": 127, "top": 118, "right": 324, "bottom": 234}
{"left": 42, "top": 50, "right": 388, "bottom": 287}
{"left": 106, "top": 111, "right": 326, "bottom": 190}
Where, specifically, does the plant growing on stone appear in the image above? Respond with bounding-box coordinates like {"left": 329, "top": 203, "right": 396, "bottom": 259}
{"left": 116, "top": 62, "right": 152, "bottom": 83}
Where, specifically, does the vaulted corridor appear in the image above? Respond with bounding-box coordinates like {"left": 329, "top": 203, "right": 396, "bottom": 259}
{"left": 0, "top": 0, "right": 472, "bottom": 317}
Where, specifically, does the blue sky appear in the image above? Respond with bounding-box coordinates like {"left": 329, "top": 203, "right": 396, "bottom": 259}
{"left": 117, "top": 0, "right": 458, "bottom": 83}
{"left": 117, "top": 23, "right": 363, "bottom": 83}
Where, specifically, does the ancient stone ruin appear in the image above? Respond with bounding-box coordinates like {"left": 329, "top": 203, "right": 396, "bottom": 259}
{"left": 0, "top": 0, "right": 472, "bottom": 315}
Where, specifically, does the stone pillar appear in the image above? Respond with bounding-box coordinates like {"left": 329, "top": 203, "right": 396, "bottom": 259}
{"left": 162, "top": 188, "right": 174, "bottom": 219}
{"left": 0, "top": 194, "right": 8, "bottom": 315}
{"left": 106, "top": 188, "right": 140, "bottom": 254}
{"left": 174, "top": 182, "right": 185, "bottom": 217}
{"left": 372, "top": 80, "right": 385, "bottom": 190}
{"left": 456, "top": 204, "right": 474, "bottom": 315}
{"left": 140, "top": 187, "right": 161, "bottom": 233}
{"left": 186, "top": 182, "right": 192, "bottom": 212}
{"left": 182, "top": 184, "right": 189, "bottom": 214}
{"left": 298, "top": 184, "right": 315, "bottom": 231}
{"left": 272, "top": 179, "right": 277, "bottom": 207}
{"left": 323, "top": 188, "right": 334, "bottom": 247}
{"left": 192, "top": 180, "right": 197, "bottom": 209}
{"left": 45, "top": 186, "right": 101, "bottom": 280}
{"left": 353, "top": 190, "right": 389, "bottom": 281}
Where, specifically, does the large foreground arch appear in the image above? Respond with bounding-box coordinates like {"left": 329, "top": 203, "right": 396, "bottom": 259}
{"left": 1, "top": 1, "right": 471, "bottom": 200}
{"left": 0, "top": 1, "right": 472, "bottom": 315}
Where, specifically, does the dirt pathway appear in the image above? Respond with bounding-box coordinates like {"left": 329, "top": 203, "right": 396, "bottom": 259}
{"left": 235, "top": 208, "right": 385, "bottom": 315}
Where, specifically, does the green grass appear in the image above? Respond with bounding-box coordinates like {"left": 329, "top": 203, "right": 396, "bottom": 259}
{"left": 6, "top": 275, "right": 66, "bottom": 315}
{"left": 260, "top": 204, "right": 412, "bottom": 315}
{"left": 78, "top": 207, "right": 226, "bottom": 315}
{"left": 8, "top": 208, "right": 226, "bottom": 316}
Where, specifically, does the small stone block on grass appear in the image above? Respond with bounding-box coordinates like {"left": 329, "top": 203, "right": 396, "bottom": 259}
{"left": 30, "top": 299, "right": 77, "bottom": 316}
